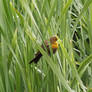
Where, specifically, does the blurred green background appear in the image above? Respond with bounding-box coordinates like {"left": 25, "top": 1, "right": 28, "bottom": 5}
{"left": 0, "top": 0, "right": 92, "bottom": 92}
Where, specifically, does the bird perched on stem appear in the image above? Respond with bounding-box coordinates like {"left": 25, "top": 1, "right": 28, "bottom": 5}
{"left": 29, "top": 36, "right": 58, "bottom": 64}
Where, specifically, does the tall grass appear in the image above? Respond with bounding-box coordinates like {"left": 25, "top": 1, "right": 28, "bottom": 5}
{"left": 0, "top": 0, "right": 92, "bottom": 92}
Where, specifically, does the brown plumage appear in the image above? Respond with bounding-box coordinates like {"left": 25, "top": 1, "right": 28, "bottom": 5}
{"left": 29, "top": 36, "right": 58, "bottom": 64}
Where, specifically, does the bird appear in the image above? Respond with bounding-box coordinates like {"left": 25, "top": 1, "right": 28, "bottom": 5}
{"left": 29, "top": 36, "right": 58, "bottom": 64}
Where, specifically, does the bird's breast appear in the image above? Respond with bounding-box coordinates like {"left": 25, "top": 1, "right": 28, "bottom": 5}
{"left": 51, "top": 42, "right": 58, "bottom": 49}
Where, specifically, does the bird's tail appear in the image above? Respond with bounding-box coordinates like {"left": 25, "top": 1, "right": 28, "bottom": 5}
{"left": 29, "top": 53, "right": 42, "bottom": 64}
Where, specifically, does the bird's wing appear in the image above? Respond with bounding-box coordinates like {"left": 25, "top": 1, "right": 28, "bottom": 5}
{"left": 35, "top": 51, "right": 41, "bottom": 56}
{"left": 35, "top": 40, "right": 49, "bottom": 56}
{"left": 42, "top": 40, "right": 49, "bottom": 49}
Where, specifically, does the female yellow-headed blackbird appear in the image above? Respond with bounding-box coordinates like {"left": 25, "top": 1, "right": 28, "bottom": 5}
{"left": 29, "top": 36, "right": 58, "bottom": 64}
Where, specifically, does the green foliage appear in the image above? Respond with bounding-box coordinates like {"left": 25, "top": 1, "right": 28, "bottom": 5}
{"left": 0, "top": 0, "right": 92, "bottom": 92}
